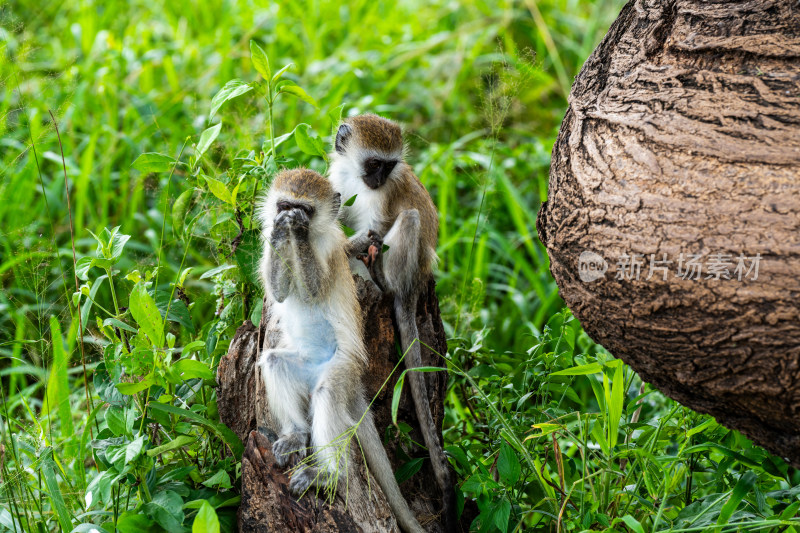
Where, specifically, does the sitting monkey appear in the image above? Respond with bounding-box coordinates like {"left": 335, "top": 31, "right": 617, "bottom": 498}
{"left": 257, "top": 168, "right": 424, "bottom": 533}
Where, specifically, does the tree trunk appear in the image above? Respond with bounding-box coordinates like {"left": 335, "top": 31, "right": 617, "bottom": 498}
{"left": 217, "top": 276, "right": 460, "bottom": 532}
{"left": 537, "top": 1, "right": 800, "bottom": 465}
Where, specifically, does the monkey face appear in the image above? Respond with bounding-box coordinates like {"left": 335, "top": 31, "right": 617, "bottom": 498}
{"left": 362, "top": 157, "right": 398, "bottom": 189}
{"left": 275, "top": 201, "right": 313, "bottom": 233}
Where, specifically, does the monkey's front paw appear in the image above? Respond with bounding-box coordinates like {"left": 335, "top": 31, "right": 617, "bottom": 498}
{"left": 272, "top": 434, "right": 309, "bottom": 468}
{"left": 357, "top": 231, "right": 384, "bottom": 268}
{"left": 288, "top": 466, "right": 319, "bottom": 496}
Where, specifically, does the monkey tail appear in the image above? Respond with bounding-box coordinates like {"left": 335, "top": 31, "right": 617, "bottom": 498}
{"left": 355, "top": 397, "right": 426, "bottom": 533}
{"left": 395, "top": 295, "right": 459, "bottom": 533}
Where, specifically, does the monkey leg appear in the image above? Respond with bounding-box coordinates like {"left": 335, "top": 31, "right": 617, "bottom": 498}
{"left": 357, "top": 230, "right": 389, "bottom": 292}
{"left": 382, "top": 209, "right": 420, "bottom": 296}
{"left": 289, "top": 367, "right": 357, "bottom": 496}
{"left": 260, "top": 349, "right": 311, "bottom": 467}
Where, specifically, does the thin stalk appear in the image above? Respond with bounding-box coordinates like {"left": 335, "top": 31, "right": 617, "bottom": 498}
{"left": 48, "top": 110, "right": 95, "bottom": 425}
{"left": 154, "top": 138, "right": 190, "bottom": 293}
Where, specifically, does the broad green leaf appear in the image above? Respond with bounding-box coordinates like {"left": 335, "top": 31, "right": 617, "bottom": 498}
{"left": 94, "top": 363, "right": 128, "bottom": 407}
{"left": 209, "top": 79, "right": 253, "bottom": 119}
{"left": 205, "top": 175, "right": 234, "bottom": 206}
{"left": 193, "top": 501, "right": 220, "bottom": 533}
{"left": 76, "top": 256, "right": 95, "bottom": 280}
{"left": 171, "top": 359, "right": 215, "bottom": 381}
{"left": 131, "top": 152, "right": 176, "bottom": 173}
{"left": 497, "top": 442, "right": 521, "bottom": 485}
{"left": 607, "top": 361, "right": 624, "bottom": 449}
{"left": 550, "top": 362, "right": 602, "bottom": 376}
{"left": 328, "top": 103, "right": 345, "bottom": 136}
{"left": 294, "top": 123, "right": 326, "bottom": 157}
{"left": 249, "top": 40, "right": 270, "bottom": 80}
{"left": 343, "top": 194, "right": 357, "bottom": 207}
{"left": 394, "top": 457, "right": 424, "bottom": 485}
{"left": 129, "top": 283, "right": 164, "bottom": 347}
{"left": 196, "top": 122, "right": 222, "bottom": 160}
{"left": 620, "top": 515, "right": 645, "bottom": 533}
{"left": 153, "top": 290, "right": 195, "bottom": 333}
{"left": 490, "top": 499, "right": 511, "bottom": 532}
{"left": 144, "top": 490, "right": 185, "bottom": 531}
{"left": 278, "top": 83, "right": 318, "bottom": 108}
{"left": 105, "top": 406, "right": 130, "bottom": 436}
{"left": 203, "top": 469, "right": 232, "bottom": 489}
{"left": 147, "top": 435, "right": 196, "bottom": 457}
{"left": 109, "top": 231, "right": 130, "bottom": 260}
{"left": 116, "top": 512, "right": 155, "bottom": 533}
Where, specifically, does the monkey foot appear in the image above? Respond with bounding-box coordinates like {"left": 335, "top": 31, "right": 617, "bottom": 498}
{"left": 357, "top": 230, "right": 383, "bottom": 269}
{"left": 272, "top": 433, "right": 309, "bottom": 468}
{"left": 289, "top": 465, "right": 322, "bottom": 496}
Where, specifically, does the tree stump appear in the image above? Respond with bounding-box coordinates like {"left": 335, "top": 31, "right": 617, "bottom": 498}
{"left": 537, "top": 1, "right": 800, "bottom": 464}
{"left": 217, "top": 276, "right": 455, "bottom": 532}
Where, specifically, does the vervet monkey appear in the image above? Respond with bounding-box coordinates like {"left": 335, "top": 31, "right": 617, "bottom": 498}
{"left": 258, "top": 168, "right": 424, "bottom": 533}
{"left": 329, "top": 115, "right": 458, "bottom": 532}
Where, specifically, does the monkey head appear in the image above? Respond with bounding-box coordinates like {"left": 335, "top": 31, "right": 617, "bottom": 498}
{"left": 334, "top": 114, "right": 403, "bottom": 190}
{"left": 259, "top": 168, "right": 342, "bottom": 242}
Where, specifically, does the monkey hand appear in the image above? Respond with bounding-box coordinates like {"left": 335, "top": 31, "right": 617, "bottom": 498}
{"left": 356, "top": 230, "right": 383, "bottom": 269}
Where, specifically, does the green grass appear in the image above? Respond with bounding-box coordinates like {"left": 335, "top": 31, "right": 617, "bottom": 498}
{"left": 2, "top": 0, "right": 800, "bottom": 531}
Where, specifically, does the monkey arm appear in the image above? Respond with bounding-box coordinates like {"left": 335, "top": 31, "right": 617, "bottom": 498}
{"left": 344, "top": 230, "right": 373, "bottom": 258}
{"left": 268, "top": 221, "right": 294, "bottom": 303}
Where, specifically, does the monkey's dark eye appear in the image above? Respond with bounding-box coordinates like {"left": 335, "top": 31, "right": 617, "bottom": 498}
{"left": 277, "top": 201, "right": 293, "bottom": 212}
{"left": 298, "top": 204, "right": 315, "bottom": 217}
{"left": 364, "top": 158, "right": 381, "bottom": 174}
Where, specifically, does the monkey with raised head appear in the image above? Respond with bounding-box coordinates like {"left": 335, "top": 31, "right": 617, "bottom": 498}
{"left": 329, "top": 115, "right": 458, "bottom": 532}
{"left": 258, "top": 168, "right": 424, "bottom": 533}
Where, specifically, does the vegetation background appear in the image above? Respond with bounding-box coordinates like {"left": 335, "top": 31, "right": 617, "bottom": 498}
{"left": 1, "top": 0, "right": 799, "bottom": 531}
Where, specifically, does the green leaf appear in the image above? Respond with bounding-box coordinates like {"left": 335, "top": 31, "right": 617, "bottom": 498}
{"left": 115, "top": 374, "right": 156, "bottom": 395}
{"left": 294, "top": 123, "right": 327, "bottom": 157}
{"left": 144, "top": 490, "right": 185, "bottom": 531}
{"left": 148, "top": 402, "right": 244, "bottom": 458}
{"left": 103, "top": 317, "right": 138, "bottom": 334}
{"left": 172, "top": 189, "right": 195, "bottom": 236}
{"left": 94, "top": 363, "right": 128, "bottom": 407}
{"left": 171, "top": 359, "right": 215, "bottom": 381}
{"left": 105, "top": 406, "right": 132, "bottom": 436}
{"left": 278, "top": 83, "right": 318, "bottom": 108}
{"left": 249, "top": 40, "right": 271, "bottom": 80}
{"left": 550, "top": 362, "right": 602, "bottom": 376}
{"left": 76, "top": 256, "right": 95, "bottom": 280}
{"left": 153, "top": 290, "right": 195, "bottom": 333}
{"left": 497, "top": 442, "right": 521, "bottom": 485}
{"left": 717, "top": 471, "right": 757, "bottom": 525}
{"left": 394, "top": 457, "right": 424, "bottom": 485}
{"left": 109, "top": 231, "right": 130, "bottom": 261}
{"left": 40, "top": 450, "right": 73, "bottom": 531}
{"left": 131, "top": 152, "right": 176, "bottom": 173}
{"left": 328, "top": 103, "right": 346, "bottom": 136}
{"left": 147, "top": 435, "right": 196, "bottom": 457}
{"left": 203, "top": 469, "right": 232, "bottom": 489}
{"left": 607, "top": 361, "right": 624, "bottom": 450}
{"left": 209, "top": 79, "right": 253, "bottom": 119}
{"left": 234, "top": 229, "right": 262, "bottom": 286}
{"left": 129, "top": 283, "right": 164, "bottom": 347}
{"left": 196, "top": 123, "right": 222, "bottom": 161}
{"left": 193, "top": 501, "right": 220, "bottom": 533}
{"left": 44, "top": 317, "right": 74, "bottom": 440}
{"left": 343, "top": 194, "right": 357, "bottom": 207}
{"left": 200, "top": 264, "right": 237, "bottom": 280}
{"left": 620, "top": 514, "right": 645, "bottom": 533}
{"left": 270, "top": 63, "right": 293, "bottom": 85}
{"left": 205, "top": 175, "right": 234, "bottom": 206}
{"left": 490, "top": 499, "right": 511, "bottom": 532}
{"left": 116, "top": 512, "right": 155, "bottom": 533}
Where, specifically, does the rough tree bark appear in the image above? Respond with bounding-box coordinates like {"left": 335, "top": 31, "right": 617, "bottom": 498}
{"left": 538, "top": 1, "right": 800, "bottom": 464}
{"left": 217, "top": 276, "right": 461, "bottom": 532}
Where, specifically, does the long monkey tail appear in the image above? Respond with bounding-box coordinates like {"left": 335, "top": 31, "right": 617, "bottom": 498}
{"left": 395, "top": 294, "right": 459, "bottom": 533}
{"left": 355, "top": 396, "right": 425, "bottom": 533}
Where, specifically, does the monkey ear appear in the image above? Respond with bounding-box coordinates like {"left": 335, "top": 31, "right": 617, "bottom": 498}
{"left": 335, "top": 123, "right": 352, "bottom": 155}
{"left": 331, "top": 192, "right": 341, "bottom": 216}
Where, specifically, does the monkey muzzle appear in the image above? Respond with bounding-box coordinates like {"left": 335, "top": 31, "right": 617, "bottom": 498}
{"left": 363, "top": 159, "right": 398, "bottom": 189}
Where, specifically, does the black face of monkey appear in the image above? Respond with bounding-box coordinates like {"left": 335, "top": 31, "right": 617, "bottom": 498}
{"left": 362, "top": 157, "right": 397, "bottom": 189}
{"left": 275, "top": 201, "right": 314, "bottom": 234}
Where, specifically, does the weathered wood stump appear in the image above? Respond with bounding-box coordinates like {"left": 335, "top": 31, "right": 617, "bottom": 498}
{"left": 537, "top": 1, "right": 800, "bottom": 464}
{"left": 217, "top": 277, "right": 456, "bottom": 532}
